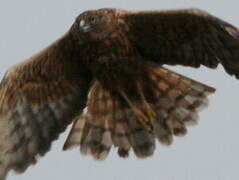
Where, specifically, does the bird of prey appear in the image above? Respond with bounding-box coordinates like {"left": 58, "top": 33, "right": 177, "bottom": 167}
{"left": 0, "top": 8, "right": 239, "bottom": 179}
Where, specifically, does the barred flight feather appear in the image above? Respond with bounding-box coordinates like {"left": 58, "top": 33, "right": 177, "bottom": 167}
{"left": 63, "top": 66, "right": 215, "bottom": 159}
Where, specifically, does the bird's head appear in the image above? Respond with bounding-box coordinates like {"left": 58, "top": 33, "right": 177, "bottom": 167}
{"left": 71, "top": 8, "right": 120, "bottom": 42}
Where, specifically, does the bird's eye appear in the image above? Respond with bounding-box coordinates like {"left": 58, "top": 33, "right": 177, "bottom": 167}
{"left": 89, "top": 16, "right": 96, "bottom": 24}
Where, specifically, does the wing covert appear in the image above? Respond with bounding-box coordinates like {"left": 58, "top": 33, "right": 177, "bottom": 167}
{"left": 0, "top": 32, "right": 92, "bottom": 179}
{"left": 124, "top": 9, "right": 239, "bottom": 78}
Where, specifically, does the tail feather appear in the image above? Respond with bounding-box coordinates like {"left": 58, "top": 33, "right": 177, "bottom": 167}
{"left": 112, "top": 109, "right": 131, "bottom": 158}
{"left": 63, "top": 66, "right": 215, "bottom": 159}
{"left": 81, "top": 120, "right": 112, "bottom": 160}
{"left": 153, "top": 112, "right": 173, "bottom": 145}
{"left": 64, "top": 83, "right": 114, "bottom": 160}
{"left": 126, "top": 109, "right": 155, "bottom": 158}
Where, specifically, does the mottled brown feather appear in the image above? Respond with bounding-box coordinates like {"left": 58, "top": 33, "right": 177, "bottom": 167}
{"left": 64, "top": 63, "right": 215, "bottom": 159}
{"left": 0, "top": 32, "right": 92, "bottom": 179}
{"left": 2, "top": 7, "right": 239, "bottom": 179}
{"left": 123, "top": 9, "right": 239, "bottom": 78}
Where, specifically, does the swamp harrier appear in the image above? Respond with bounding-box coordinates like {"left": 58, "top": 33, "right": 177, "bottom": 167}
{"left": 0, "top": 8, "right": 239, "bottom": 179}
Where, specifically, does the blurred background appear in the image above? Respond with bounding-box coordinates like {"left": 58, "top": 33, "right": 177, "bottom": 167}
{"left": 0, "top": 0, "right": 239, "bottom": 179}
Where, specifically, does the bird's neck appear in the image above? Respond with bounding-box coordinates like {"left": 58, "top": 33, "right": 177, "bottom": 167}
{"left": 82, "top": 32, "right": 139, "bottom": 75}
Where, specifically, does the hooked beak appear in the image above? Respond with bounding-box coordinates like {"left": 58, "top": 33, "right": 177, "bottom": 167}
{"left": 79, "top": 20, "right": 91, "bottom": 33}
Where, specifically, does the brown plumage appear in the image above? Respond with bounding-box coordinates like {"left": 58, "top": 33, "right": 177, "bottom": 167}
{"left": 1, "top": 7, "right": 239, "bottom": 179}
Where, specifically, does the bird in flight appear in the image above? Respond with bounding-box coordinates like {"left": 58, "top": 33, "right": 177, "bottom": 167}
{"left": 0, "top": 8, "right": 239, "bottom": 179}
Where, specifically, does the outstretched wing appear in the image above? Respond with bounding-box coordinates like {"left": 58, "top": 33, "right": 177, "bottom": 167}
{"left": 124, "top": 9, "right": 239, "bottom": 78}
{"left": 0, "top": 32, "right": 92, "bottom": 179}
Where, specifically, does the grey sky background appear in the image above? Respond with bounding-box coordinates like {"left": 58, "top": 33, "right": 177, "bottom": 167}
{"left": 1, "top": 0, "right": 239, "bottom": 180}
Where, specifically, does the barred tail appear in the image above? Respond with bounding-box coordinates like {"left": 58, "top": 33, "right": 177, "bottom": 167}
{"left": 63, "top": 66, "right": 215, "bottom": 159}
